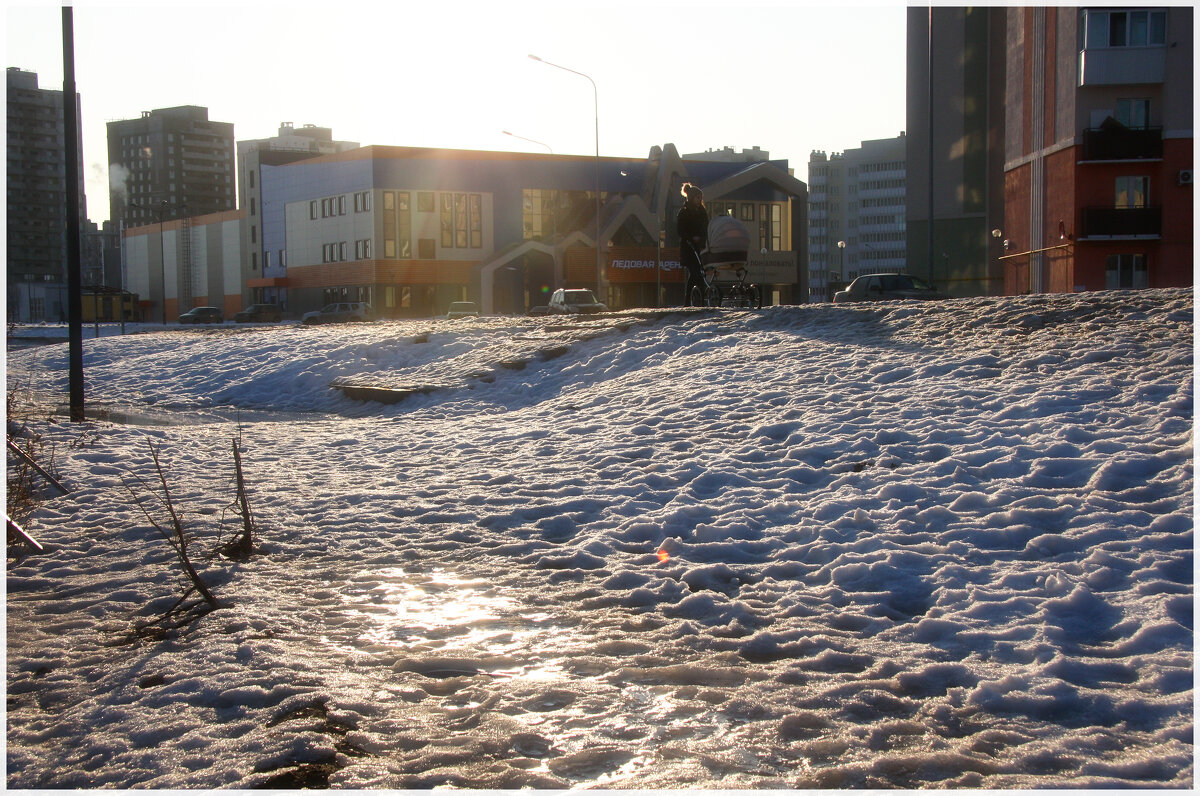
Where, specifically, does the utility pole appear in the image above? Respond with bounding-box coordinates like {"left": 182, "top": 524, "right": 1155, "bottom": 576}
{"left": 63, "top": 6, "right": 84, "bottom": 422}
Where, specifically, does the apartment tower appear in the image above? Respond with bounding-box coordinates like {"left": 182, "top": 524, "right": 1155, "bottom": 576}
{"left": 6, "top": 68, "right": 87, "bottom": 322}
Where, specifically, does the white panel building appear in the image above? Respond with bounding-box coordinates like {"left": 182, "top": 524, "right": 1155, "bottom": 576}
{"left": 808, "top": 135, "right": 908, "bottom": 301}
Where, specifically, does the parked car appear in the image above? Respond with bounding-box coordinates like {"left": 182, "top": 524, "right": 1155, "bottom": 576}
{"left": 833, "top": 273, "right": 941, "bottom": 303}
{"left": 446, "top": 301, "right": 479, "bottom": 319}
{"left": 547, "top": 288, "right": 608, "bottom": 315}
{"left": 178, "top": 306, "right": 223, "bottom": 324}
{"left": 301, "top": 301, "right": 372, "bottom": 325}
{"left": 233, "top": 303, "right": 283, "bottom": 323}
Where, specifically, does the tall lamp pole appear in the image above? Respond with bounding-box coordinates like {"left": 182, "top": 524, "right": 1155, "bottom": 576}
{"left": 62, "top": 6, "right": 84, "bottom": 421}
{"left": 835, "top": 239, "right": 846, "bottom": 301}
{"left": 528, "top": 54, "right": 603, "bottom": 300}
{"left": 131, "top": 199, "right": 169, "bottom": 324}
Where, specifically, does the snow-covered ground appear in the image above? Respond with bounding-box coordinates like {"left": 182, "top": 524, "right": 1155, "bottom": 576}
{"left": 5, "top": 288, "right": 1194, "bottom": 789}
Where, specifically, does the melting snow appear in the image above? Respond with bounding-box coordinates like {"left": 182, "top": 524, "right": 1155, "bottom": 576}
{"left": 5, "top": 289, "right": 1194, "bottom": 788}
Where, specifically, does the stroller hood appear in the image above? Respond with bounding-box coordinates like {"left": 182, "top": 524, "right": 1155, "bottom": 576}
{"left": 706, "top": 215, "right": 751, "bottom": 264}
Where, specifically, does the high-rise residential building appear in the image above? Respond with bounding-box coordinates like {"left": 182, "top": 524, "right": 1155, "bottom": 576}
{"left": 237, "top": 122, "right": 359, "bottom": 306}
{"left": 1002, "top": 6, "right": 1192, "bottom": 293}
{"left": 808, "top": 135, "right": 908, "bottom": 301}
{"left": 906, "top": 7, "right": 1008, "bottom": 297}
{"left": 6, "top": 67, "right": 87, "bottom": 322}
{"left": 107, "top": 106, "right": 235, "bottom": 227}
{"left": 907, "top": 6, "right": 1192, "bottom": 297}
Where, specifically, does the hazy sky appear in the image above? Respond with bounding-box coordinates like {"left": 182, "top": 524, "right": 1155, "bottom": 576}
{"left": 6, "top": 0, "right": 908, "bottom": 223}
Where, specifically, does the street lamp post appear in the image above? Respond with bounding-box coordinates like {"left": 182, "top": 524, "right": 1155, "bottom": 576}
{"left": 130, "top": 199, "right": 169, "bottom": 324}
{"left": 835, "top": 239, "right": 846, "bottom": 301}
{"left": 528, "top": 54, "right": 602, "bottom": 300}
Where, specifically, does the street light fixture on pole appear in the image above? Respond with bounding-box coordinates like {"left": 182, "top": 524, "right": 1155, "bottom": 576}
{"left": 528, "top": 54, "right": 603, "bottom": 300}
{"left": 130, "top": 199, "right": 169, "bottom": 324}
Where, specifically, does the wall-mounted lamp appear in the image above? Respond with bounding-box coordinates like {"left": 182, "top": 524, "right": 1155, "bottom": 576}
{"left": 1057, "top": 220, "right": 1072, "bottom": 241}
{"left": 992, "top": 228, "right": 1011, "bottom": 252}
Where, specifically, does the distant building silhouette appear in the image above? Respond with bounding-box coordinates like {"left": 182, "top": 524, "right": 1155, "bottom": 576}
{"left": 6, "top": 68, "right": 87, "bottom": 322}
{"left": 107, "top": 106, "right": 235, "bottom": 227}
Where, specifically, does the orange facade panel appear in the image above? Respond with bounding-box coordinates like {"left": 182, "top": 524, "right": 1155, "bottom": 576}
{"left": 565, "top": 247, "right": 599, "bottom": 287}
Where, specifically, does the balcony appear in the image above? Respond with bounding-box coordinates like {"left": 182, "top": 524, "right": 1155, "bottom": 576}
{"left": 1081, "top": 126, "right": 1163, "bottom": 161}
{"left": 1079, "top": 45, "right": 1166, "bottom": 86}
{"left": 1081, "top": 206, "right": 1162, "bottom": 238}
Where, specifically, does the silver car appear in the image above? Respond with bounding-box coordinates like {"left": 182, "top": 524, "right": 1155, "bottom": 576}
{"left": 446, "top": 301, "right": 479, "bottom": 319}
{"left": 301, "top": 301, "right": 372, "bottom": 324}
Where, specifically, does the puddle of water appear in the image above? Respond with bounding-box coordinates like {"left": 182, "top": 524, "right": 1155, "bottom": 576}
{"left": 342, "top": 568, "right": 570, "bottom": 665}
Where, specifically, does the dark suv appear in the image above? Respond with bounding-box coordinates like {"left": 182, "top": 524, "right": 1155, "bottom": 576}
{"left": 178, "top": 306, "right": 224, "bottom": 324}
{"left": 234, "top": 303, "right": 283, "bottom": 323}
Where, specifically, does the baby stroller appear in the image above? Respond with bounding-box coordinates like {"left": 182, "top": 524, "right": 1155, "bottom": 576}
{"left": 695, "top": 215, "right": 763, "bottom": 309}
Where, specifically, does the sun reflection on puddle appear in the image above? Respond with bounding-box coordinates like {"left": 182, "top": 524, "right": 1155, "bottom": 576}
{"left": 341, "top": 568, "right": 569, "bottom": 663}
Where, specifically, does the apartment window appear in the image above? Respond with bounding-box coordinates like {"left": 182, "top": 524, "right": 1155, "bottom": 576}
{"left": 279, "top": 249, "right": 286, "bottom": 268}
{"left": 441, "top": 194, "right": 454, "bottom": 247}
{"left": 1115, "top": 176, "right": 1149, "bottom": 208}
{"left": 250, "top": 197, "right": 256, "bottom": 216}
{"left": 1116, "top": 98, "right": 1150, "bottom": 128}
{"left": 339, "top": 241, "right": 347, "bottom": 261}
{"left": 249, "top": 171, "right": 255, "bottom": 189}
{"left": 338, "top": 195, "right": 346, "bottom": 215}
{"left": 264, "top": 251, "right": 272, "bottom": 270}
{"left": 1106, "top": 253, "right": 1147, "bottom": 289}
{"left": 418, "top": 239, "right": 436, "bottom": 258}
{"left": 383, "top": 192, "right": 396, "bottom": 257}
{"left": 454, "top": 194, "right": 471, "bottom": 247}
{"left": 251, "top": 226, "right": 256, "bottom": 244}
{"left": 1085, "top": 9, "right": 1167, "bottom": 48}
{"left": 469, "top": 194, "right": 482, "bottom": 248}
{"left": 418, "top": 192, "right": 435, "bottom": 212}
{"left": 382, "top": 191, "right": 411, "bottom": 258}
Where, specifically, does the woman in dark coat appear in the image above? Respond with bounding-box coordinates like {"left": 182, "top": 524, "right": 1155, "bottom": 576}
{"left": 676, "top": 183, "right": 708, "bottom": 306}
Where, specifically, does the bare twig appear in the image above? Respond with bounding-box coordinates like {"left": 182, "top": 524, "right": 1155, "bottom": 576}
{"left": 231, "top": 438, "right": 256, "bottom": 555}
{"left": 128, "top": 442, "right": 218, "bottom": 610}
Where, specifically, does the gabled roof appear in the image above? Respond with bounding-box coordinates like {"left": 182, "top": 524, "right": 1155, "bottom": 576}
{"left": 702, "top": 162, "right": 808, "bottom": 200}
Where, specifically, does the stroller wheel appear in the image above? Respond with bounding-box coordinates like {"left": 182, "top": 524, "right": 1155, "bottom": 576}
{"left": 749, "top": 284, "right": 763, "bottom": 309}
{"left": 689, "top": 285, "right": 705, "bottom": 308}
{"left": 704, "top": 285, "right": 721, "bottom": 308}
